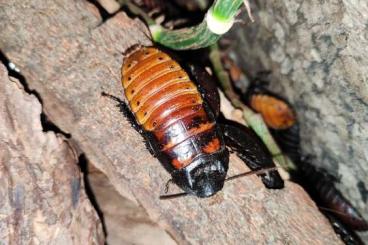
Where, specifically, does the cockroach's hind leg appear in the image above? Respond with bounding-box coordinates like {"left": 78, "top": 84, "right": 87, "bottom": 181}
{"left": 220, "top": 121, "right": 284, "bottom": 189}
{"left": 101, "top": 92, "right": 142, "bottom": 133}
{"left": 143, "top": 138, "right": 157, "bottom": 157}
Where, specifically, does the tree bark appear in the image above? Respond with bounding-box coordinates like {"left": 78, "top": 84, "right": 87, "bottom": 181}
{"left": 0, "top": 65, "right": 104, "bottom": 244}
{"left": 0, "top": 0, "right": 342, "bottom": 243}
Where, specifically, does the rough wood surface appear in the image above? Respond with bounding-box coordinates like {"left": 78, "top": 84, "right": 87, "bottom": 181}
{"left": 87, "top": 164, "right": 176, "bottom": 245}
{"left": 0, "top": 65, "right": 104, "bottom": 244}
{"left": 0, "top": 0, "right": 342, "bottom": 244}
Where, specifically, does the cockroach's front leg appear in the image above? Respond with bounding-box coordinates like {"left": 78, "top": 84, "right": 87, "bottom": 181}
{"left": 221, "top": 121, "right": 284, "bottom": 189}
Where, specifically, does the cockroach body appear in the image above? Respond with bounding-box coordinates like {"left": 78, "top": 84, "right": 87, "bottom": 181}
{"left": 300, "top": 160, "right": 368, "bottom": 231}
{"left": 324, "top": 212, "right": 364, "bottom": 245}
{"left": 113, "top": 46, "right": 284, "bottom": 198}
{"left": 244, "top": 84, "right": 301, "bottom": 163}
{"left": 244, "top": 84, "right": 297, "bottom": 130}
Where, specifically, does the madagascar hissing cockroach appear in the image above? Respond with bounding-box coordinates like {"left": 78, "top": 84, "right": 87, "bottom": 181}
{"left": 244, "top": 83, "right": 296, "bottom": 130}
{"left": 323, "top": 211, "right": 364, "bottom": 245}
{"left": 299, "top": 160, "right": 368, "bottom": 231}
{"left": 243, "top": 83, "right": 301, "bottom": 163}
{"left": 103, "top": 46, "right": 284, "bottom": 198}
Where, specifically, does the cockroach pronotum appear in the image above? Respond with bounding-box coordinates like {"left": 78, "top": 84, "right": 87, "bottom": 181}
{"left": 103, "top": 46, "right": 284, "bottom": 198}
{"left": 244, "top": 82, "right": 368, "bottom": 232}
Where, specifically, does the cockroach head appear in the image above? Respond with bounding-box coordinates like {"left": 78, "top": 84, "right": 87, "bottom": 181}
{"left": 172, "top": 150, "right": 229, "bottom": 198}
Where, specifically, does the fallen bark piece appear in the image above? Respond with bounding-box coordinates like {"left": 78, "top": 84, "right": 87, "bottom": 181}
{"left": 0, "top": 0, "right": 342, "bottom": 244}
{"left": 0, "top": 64, "right": 104, "bottom": 244}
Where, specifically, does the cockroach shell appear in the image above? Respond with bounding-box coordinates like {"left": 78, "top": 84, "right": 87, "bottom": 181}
{"left": 327, "top": 194, "right": 368, "bottom": 231}
{"left": 121, "top": 46, "right": 223, "bottom": 170}
{"left": 120, "top": 46, "right": 232, "bottom": 198}
{"left": 249, "top": 93, "right": 296, "bottom": 130}
{"left": 300, "top": 161, "right": 368, "bottom": 231}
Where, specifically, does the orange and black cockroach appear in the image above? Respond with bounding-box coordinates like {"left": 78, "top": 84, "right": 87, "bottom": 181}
{"left": 243, "top": 81, "right": 301, "bottom": 163}
{"left": 103, "top": 46, "right": 284, "bottom": 198}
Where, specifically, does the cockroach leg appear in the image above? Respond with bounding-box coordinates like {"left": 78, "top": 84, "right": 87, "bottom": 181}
{"left": 220, "top": 121, "right": 284, "bottom": 189}
{"left": 186, "top": 63, "right": 221, "bottom": 118}
{"left": 101, "top": 92, "right": 159, "bottom": 157}
{"left": 101, "top": 92, "right": 142, "bottom": 133}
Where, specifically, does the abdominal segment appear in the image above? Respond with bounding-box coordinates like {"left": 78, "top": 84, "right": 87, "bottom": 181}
{"left": 122, "top": 47, "right": 223, "bottom": 169}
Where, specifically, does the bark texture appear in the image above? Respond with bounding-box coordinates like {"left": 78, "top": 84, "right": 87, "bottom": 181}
{"left": 229, "top": 0, "right": 368, "bottom": 237}
{"left": 0, "top": 65, "right": 104, "bottom": 244}
{"left": 87, "top": 164, "right": 176, "bottom": 245}
{"left": 0, "top": 0, "right": 342, "bottom": 244}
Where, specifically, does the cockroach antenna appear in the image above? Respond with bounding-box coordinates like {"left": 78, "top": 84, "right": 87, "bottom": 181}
{"left": 159, "top": 166, "right": 278, "bottom": 200}
{"left": 159, "top": 192, "right": 188, "bottom": 200}
{"left": 225, "top": 166, "right": 278, "bottom": 182}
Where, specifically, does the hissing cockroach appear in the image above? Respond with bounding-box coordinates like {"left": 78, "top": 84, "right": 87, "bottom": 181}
{"left": 105, "top": 46, "right": 284, "bottom": 198}
{"left": 244, "top": 84, "right": 300, "bottom": 163}
{"left": 324, "top": 211, "right": 364, "bottom": 245}
{"left": 245, "top": 85, "right": 296, "bottom": 130}
{"left": 299, "top": 160, "right": 368, "bottom": 231}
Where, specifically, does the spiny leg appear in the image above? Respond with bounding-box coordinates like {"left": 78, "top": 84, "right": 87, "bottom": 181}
{"left": 101, "top": 92, "right": 156, "bottom": 156}
{"left": 220, "top": 121, "right": 284, "bottom": 189}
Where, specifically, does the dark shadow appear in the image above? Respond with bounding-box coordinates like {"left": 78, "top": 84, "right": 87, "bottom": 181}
{"left": 78, "top": 154, "right": 108, "bottom": 239}
{"left": 0, "top": 50, "right": 71, "bottom": 137}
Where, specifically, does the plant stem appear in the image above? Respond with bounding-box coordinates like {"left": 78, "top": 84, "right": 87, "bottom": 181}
{"left": 150, "top": 0, "right": 244, "bottom": 50}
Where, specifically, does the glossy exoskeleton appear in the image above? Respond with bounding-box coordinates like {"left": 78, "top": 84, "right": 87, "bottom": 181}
{"left": 112, "top": 46, "right": 284, "bottom": 198}
{"left": 244, "top": 82, "right": 368, "bottom": 233}
{"left": 300, "top": 160, "right": 368, "bottom": 231}
{"left": 324, "top": 212, "right": 364, "bottom": 245}
{"left": 243, "top": 83, "right": 300, "bottom": 163}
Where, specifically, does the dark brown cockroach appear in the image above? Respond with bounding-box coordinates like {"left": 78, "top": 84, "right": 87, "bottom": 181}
{"left": 105, "top": 46, "right": 284, "bottom": 198}
{"left": 299, "top": 160, "right": 368, "bottom": 231}
{"left": 323, "top": 211, "right": 364, "bottom": 245}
